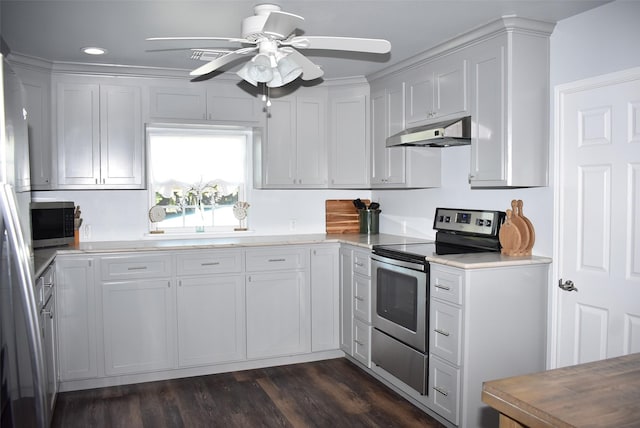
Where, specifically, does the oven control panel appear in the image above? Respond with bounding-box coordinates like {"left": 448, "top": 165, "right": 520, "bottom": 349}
{"left": 433, "top": 208, "right": 504, "bottom": 236}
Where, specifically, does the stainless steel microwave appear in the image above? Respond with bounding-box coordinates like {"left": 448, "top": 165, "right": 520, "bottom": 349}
{"left": 30, "top": 201, "right": 75, "bottom": 248}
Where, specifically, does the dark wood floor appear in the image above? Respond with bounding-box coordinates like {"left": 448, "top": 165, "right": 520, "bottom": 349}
{"left": 52, "top": 358, "right": 445, "bottom": 428}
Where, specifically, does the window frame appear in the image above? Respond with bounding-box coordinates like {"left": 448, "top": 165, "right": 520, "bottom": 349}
{"left": 145, "top": 123, "right": 254, "bottom": 235}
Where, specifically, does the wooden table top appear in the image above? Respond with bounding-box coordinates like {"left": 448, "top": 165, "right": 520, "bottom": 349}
{"left": 481, "top": 353, "right": 640, "bottom": 428}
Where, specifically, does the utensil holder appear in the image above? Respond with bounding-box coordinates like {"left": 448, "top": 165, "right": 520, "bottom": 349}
{"left": 358, "top": 209, "right": 380, "bottom": 234}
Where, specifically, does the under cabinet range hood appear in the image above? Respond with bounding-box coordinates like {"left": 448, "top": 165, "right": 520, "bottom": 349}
{"left": 386, "top": 116, "right": 471, "bottom": 147}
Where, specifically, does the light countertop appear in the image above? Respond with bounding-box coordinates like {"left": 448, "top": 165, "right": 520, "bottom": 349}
{"left": 33, "top": 232, "right": 551, "bottom": 276}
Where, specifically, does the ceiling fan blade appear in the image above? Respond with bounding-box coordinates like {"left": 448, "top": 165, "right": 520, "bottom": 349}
{"left": 147, "top": 36, "right": 249, "bottom": 43}
{"left": 190, "top": 47, "right": 257, "bottom": 76}
{"left": 285, "top": 49, "right": 323, "bottom": 81}
{"left": 262, "top": 10, "right": 304, "bottom": 38}
{"left": 288, "top": 36, "right": 391, "bottom": 54}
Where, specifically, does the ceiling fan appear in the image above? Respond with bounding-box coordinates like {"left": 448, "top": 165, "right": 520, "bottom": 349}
{"left": 147, "top": 3, "right": 391, "bottom": 88}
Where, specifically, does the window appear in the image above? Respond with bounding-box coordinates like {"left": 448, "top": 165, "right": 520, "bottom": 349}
{"left": 147, "top": 124, "right": 250, "bottom": 233}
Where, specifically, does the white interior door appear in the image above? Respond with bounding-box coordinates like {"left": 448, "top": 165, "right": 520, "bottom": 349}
{"left": 555, "top": 68, "right": 640, "bottom": 367}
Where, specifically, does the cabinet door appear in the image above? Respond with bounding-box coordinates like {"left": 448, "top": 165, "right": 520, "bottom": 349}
{"left": 177, "top": 275, "right": 246, "bottom": 367}
{"left": 353, "top": 274, "right": 371, "bottom": 323}
{"left": 149, "top": 86, "right": 207, "bottom": 120}
{"left": 433, "top": 54, "right": 468, "bottom": 119}
{"left": 329, "top": 94, "right": 369, "bottom": 188}
{"left": 56, "top": 83, "right": 100, "bottom": 186}
{"left": 56, "top": 257, "right": 97, "bottom": 381}
{"left": 99, "top": 85, "right": 144, "bottom": 187}
{"left": 430, "top": 300, "right": 463, "bottom": 366}
{"left": 246, "top": 271, "right": 310, "bottom": 358}
{"left": 339, "top": 247, "right": 353, "bottom": 354}
{"left": 264, "top": 98, "right": 296, "bottom": 186}
{"left": 405, "top": 63, "right": 435, "bottom": 125}
{"left": 22, "top": 74, "right": 51, "bottom": 189}
{"left": 385, "top": 82, "right": 406, "bottom": 184}
{"left": 310, "top": 246, "right": 339, "bottom": 352}
{"left": 353, "top": 318, "right": 371, "bottom": 367}
{"left": 102, "top": 279, "right": 175, "bottom": 376}
{"left": 429, "top": 355, "right": 460, "bottom": 425}
{"left": 469, "top": 37, "right": 506, "bottom": 184}
{"left": 370, "top": 83, "right": 406, "bottom": 186}
{"left": 296, "top": 96, "right": 327, "bottom": 186}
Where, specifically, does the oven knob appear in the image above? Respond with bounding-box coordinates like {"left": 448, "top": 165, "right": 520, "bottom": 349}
{"left": 486, "top": 220, "right": 492, "bottom": 227}
{"left": 445, "top": 216, "right": 451, "bottom": 223}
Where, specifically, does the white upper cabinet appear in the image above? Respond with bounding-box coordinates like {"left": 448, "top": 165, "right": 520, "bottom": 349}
{"left": 255, "top": 87, "right": 327, "bottom": 188}
{"left": 405, "top": 52, "right": 468, "bottom": 126}
{"left": 328, "top": 83, "right": 370, "bottom": 188}
{"left": 467, "top": 20, "right": 553, "bottom": 187}
{"left": 148, "top": 81, "right": 260, "bottom": 123}
{"left": 54, "top": 77, "right": 144, "bottom": 189}
{"left": 370, "top": 76, "right": 441, "bottom": 189}
{"left": 12, "top": 62, "right": 52, "bottom": 189}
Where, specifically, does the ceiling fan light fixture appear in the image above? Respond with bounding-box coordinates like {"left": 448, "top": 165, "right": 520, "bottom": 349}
{"left": 276, "top": 54, "right": 302, "bottom": 85}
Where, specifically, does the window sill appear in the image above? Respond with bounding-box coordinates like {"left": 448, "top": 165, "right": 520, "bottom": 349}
{"left": 142, "top": 229, "right": 256, "bottom": 240}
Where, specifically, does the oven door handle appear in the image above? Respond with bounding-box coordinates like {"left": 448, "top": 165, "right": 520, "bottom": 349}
{"left": 371, "top": 254, "right": 426, "bottom": 272}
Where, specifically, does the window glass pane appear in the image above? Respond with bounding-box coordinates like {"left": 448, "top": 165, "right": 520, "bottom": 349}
{"left": 147, "top": 126, "right": 248, "bottom": 232}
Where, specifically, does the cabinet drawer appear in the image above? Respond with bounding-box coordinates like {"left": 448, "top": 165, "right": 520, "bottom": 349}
{"left": 100, "top": 254, "right": 172, "bottom": 281}
{"left": 429, "top": 355, "right": 460, "bottom": 425}
{"left": 353, "top": 250, "right": 371, "bottom": 276}
{"left": 431, "top": 265, "right": 463, "bottom": 305}
{"left": 353, "top": 318, "right": 371, "bottom": 367}
{"left": 430, "top": 300, "right": 462, "bottom": 365}
{"left": 245, "top": 247, "right": 308, "bottom": 272}
{"left": 176, "top": 249, "right": 242, "bottom": 276}
{"left": 353, "top": 273, "right": 371, "bottom": 322}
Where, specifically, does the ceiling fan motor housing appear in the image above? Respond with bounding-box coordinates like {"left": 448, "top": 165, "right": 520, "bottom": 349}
{"left": 242, "top": 4, "right": 281, "bottom": 41}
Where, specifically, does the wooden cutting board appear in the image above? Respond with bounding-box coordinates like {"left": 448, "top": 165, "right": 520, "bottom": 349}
{"left": 516, "top": 199, "right": 535, "bottom": 255}
{"left": 325, "top": 199, "right": 370, "bottom": 234}
{"left": 499, "top": 209, "right": 522, "bottom": 255}
{"left": 510, "top": 199, "right": 530, "bottom": 255}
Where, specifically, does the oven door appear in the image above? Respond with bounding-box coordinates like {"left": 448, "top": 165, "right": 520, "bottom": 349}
{"left": 371, "top": 254, "right": 428, "bottom": 352}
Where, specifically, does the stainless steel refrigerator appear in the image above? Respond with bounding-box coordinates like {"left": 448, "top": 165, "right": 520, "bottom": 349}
{"left": 0, "top": 51, "right": 47, "bottom": 427}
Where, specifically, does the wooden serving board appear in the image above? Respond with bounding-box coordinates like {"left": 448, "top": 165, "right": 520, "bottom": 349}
{"left": 499, "top": 209, "right": 522, "bottom": 256}
{"left": 325, "top": 199, "right": 370, "bottom": 234}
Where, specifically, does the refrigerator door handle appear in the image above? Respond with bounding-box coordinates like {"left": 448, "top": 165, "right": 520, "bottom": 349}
{"left": 0, "top": 184, "right": 48, "bottom": 427}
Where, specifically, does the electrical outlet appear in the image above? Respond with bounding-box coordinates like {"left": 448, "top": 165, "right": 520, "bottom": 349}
{"left": 83, "top": 224, "right": 92, "bottom": 240}
{"left": 289, "top": 219, "right": 296, "bottom": 231}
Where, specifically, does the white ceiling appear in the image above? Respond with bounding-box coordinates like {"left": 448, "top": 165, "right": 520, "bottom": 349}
{"left": 1, "top": 1, "right": 609, "bottom": 81}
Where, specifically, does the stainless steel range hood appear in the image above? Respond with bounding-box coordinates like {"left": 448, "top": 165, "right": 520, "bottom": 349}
{"left": 386, "top": 116, "right": 471, "bottom": 147}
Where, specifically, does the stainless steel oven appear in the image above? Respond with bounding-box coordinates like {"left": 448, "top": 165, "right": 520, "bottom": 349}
{"left": 371, "top": 251, "right": 430, "bottom": 394}
{"left": 371, "top": 208, "right": 505, "bottom": 396}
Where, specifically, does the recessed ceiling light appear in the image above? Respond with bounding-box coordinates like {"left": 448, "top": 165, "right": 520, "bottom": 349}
{"left": 82, "top": 47, "right": 107, "bottom": 56}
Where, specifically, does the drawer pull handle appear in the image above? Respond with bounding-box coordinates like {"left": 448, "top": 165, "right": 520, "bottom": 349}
{"left": 268, "top": 258, "right": 286, "bottom": 262}
{"left": 201, "top": 262, "right": 220, "bottom": 266}
{"left": 435, "top": 328, "right": 450, "bottom": 337}
{"left": 435, "top": 284, "right": 451, "bottom": 291}
{"left": 354, "top": 296, "right": 365, "bottom": 301}
{"left": 354, "top": 339, "right": 364, "bottom": 346}
{"left": 354, "top": 262, "right": 364, "bottom": 267}
{"left": 434, "top": 386, "right": 449, "bottom": 397}
{"left": 127, "top": 266, "right": 148, "bottom": 271}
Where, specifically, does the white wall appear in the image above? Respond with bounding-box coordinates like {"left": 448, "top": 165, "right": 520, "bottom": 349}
{"left": 374, "top": 147, "right": 554, "bottom": 256}
{"left": 32, "top": 188, "right": 372, "bottom": 241}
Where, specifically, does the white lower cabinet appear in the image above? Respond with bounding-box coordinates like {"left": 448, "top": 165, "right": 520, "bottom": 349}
{"left": 55, "top": 244, "right": 339, "bottom": 391}
{"left": 339, "top": 245, "right": 373, "bottom": 367}
{"left": 310, "top": 245, "right": 340, "bottom": 352}
{"left": 176, "top": 275, "right": 245, "bottom": 367}
{"left": 55, "top": 256, "right": 97, "bottom": 382}
{"left": 101, "top": 278, "right": 175, "bottom": 376}
{"left": 246, "top": 270, "right": 310, "bottom": 359}
{"left": 428, "top": 263, "right": 548, "bottom": 427}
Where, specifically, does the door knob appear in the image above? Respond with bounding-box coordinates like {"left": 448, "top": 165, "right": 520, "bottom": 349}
{"left": 559, "top": 279, "right": 578, "bottom": 292}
